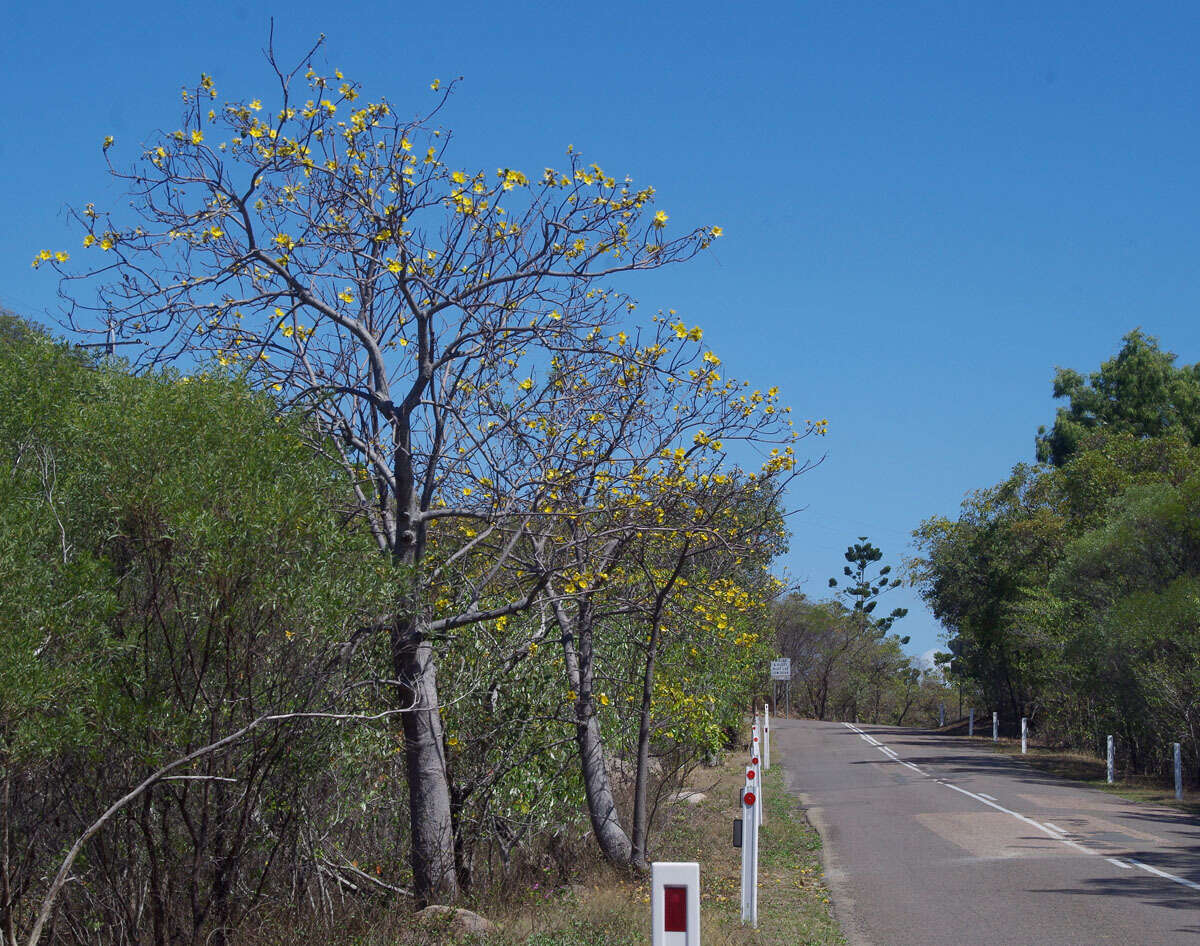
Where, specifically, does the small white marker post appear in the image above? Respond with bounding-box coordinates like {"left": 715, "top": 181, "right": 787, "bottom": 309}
{"left": 651, "top": 861, "right": 701, "bottom": 946}
{"left": 1107, "top": 735, "right": 1114, "bottom": 784}
{"left": 1021, "top": 717, "right": 1028, "bottom": 754}
{"left": 993, "top": 711, "right": 998, "bottom": 742}
{"left": 968, "top": 708, "right": 975, "bottom": 737}
{"left": 939, "top": 703, "right": 945, "bottom": 728}
{"left": 1174, "top": 743, "right": 1183, "bottom": 801}
{"left": 739, "top": 767, "right": 759, "bottom": 929}
{"left": 763, "top": 703, "right": 771, "bottom": 771}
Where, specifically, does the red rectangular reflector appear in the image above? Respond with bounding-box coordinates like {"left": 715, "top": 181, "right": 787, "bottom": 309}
{"left": 664, "top": 885, "right": 687, "bottom": 932}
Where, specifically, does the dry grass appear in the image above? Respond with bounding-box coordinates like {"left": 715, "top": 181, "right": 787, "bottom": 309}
{"left": 243, "top": 737, "right": 846, "bottom": 945}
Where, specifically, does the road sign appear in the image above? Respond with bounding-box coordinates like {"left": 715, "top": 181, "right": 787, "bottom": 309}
{"left": 770, "top": 658, "right": 791, "bottom": 680}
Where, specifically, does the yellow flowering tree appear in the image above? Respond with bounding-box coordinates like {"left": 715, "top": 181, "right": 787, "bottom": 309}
{"left": 45, "top": 42, "right": 761, "bottom": 903}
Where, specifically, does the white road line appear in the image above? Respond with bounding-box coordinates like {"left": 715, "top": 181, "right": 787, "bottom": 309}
{"left": 1127, "top": 859, "right": 1200, "bottom": 892}
{"left": 843, "top": 725, "right": 1200, "bottom": 893}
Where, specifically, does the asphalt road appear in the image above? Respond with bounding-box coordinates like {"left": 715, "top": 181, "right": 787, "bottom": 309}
{"left": 773, "top": 718, "right": 1200, "bottom": 946}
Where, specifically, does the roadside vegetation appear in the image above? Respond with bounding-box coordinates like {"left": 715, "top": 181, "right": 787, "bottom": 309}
{"left": 7, "top": 35, "right": 825, "bottom": 946}
{"left": 913, "top": 329, "right": 1200, "bottom": 792}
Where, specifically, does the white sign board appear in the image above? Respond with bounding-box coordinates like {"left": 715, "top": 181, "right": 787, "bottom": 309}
{"left": 770, "top": 658, "right": 791, "bottom": 680}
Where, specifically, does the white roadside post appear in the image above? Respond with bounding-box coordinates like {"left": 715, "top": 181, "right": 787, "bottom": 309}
{"left": 651, "top": 861, "right": 701, "bottom": 946}
{"left": 939, "top": 703, "right": 945, "bottom": 728}
{"left": 763, "top": 703, "right": 771, "bottom": 771}
{"left": 1021, "top": 717, "right": 1028, "bottom": 754}
{"left": 1174, "top": 743, "right": 1183, "bottom": 800}
{"left": 739, "top": 766, "right": 759, "bottom": 928}
{"left": 1107, "top": 735, "right": 1114, "bottom": 784}
{"left": 968, "top": 708, "right": 975, "bottom": 737}
{"left": 993, "top": 711, "right": 998, "bottom": 742}
{"left": 751, "top": 718, "right": 764, "bottom": 827}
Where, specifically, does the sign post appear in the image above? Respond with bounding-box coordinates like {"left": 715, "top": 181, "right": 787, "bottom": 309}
{"left": 770, "top": 659, "right": 791, "bottom": 719}
{"left": 739, "top": 767, "right": 758, "bottom": 928}
{"left": 651, "top": 861, "right": 701, "bottom": 946}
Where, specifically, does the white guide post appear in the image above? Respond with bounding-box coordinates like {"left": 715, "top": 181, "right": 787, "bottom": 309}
{"left": 763, "top": 703, "right": 771, "bottom": 771}
{"left": 993, "top": 711, "right": 998, "bottom": 742}
{"left": 1021, "top": 717, "right": 1028, "bottom": 754}
{"left": 968, "top": 708, "right": 975, "bottom": 737}
{"left": 739, "top": 766, "right": 759, "bottom": 928}
{"left": 751, "top": 719, "right": 764, "bottom": 827}
{"left": 939, "top": 703, "right": 945, "bottom": 728}
{"left": 651, "top": 861, "right": 701, "bottom": 946}
{"left": 1174, "top": 743, "right": 1183, "bottom": 801}
{"left": 1107, "top": 734, "right": 1114, "bottom": 784}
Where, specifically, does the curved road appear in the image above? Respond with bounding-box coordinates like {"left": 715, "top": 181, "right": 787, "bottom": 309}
{"left": 775, "top": 719, "right": 1200, "bottom": 946}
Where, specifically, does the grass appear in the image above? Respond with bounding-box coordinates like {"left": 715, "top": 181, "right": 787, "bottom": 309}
{"left": 966, "top": 734, "right": 1200, "bottom": 816}
{"left": 480, "top": 739, "right": 845, "bottom": 945}
{"left": 238, "top": 737, "right": 846, "bottom": 945}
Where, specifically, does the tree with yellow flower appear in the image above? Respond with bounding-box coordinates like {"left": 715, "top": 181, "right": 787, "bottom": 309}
{"left": 46, "top": 39, "right": 739, "bottom": 905}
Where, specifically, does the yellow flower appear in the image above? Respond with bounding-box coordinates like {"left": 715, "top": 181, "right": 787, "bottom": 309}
{"left": 99, "top": 237, "right": 114, "bottom": 250}
{"left": 191, "top": 129, "right": 204, "bottom": 145}
{"left": 599, "top": 693, "right": 610, "bottom": 706}
{"left": 653, "top": 210, "right": 668, "bottom": 228}
{"left": 82, "top": 234, "right": 96, "bottom": 248}
{"left": 54, "top": 251, "right": 69, "bottom": 263}
{"left": 248, "top": 99, "right": 262, "bottom": 111}
{"left": 447, "top": 734, "right": 459, "bottom": 747}
{"left": 102, "top": 135, "right": 114, "bottom": 150}
{"left": 711, "top": 225, "right": 723, "bottom": 237}
{"left": 338, "top": 288, "right": 355, "bottom": 304}
{"left": 430, "top": 78, "right": 441, "bottom": 91}
{"left": 518, "top": 378, "right": 533, "bottom": 391}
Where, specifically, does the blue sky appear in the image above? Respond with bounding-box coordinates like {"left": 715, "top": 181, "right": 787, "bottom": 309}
{"left": 6, "top": 1, "right": 1200, "bottom": 659}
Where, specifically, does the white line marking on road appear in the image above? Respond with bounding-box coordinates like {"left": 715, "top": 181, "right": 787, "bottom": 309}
{"left": 841, "top": 725, "right": 1200, "bottom": 892}
{"left": 1127, "top": 859, "right": 1200, "bottom": 891}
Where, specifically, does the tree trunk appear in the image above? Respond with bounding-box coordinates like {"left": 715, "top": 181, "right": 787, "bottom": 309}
{"left": 393, "top": 624, "right": 459, "bottom": 904}
{"left": 555, "top": 600, "right": 632, "bottom": 865}
{"left": 630, "top": 619, "right": 663, "bottom": 870}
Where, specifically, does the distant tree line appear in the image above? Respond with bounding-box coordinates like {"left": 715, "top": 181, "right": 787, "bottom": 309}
{"left": 773, "top": 539, "right": 952, "bottom": 726}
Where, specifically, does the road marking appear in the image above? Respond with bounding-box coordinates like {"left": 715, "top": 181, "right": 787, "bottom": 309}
{"left": 1127, "top": 859, "right": 1200, "bottom": 892}
{"left": 1106, "top": 858, "right": 1133, "bottom": 870}
{"left": 1043, "top": 822, "right": 1065, "bottom": 834}
{"left": 977, "top": 792, "right": 997, "bottom": 801}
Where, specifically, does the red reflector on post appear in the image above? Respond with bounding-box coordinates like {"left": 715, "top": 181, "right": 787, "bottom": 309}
{"left": 664, "top": 884, "right": 687, "bottom": 932}
{"left": 747, "top": 770, "right": 755, "bottom": 779}
{"left": 743, "top": 790, "right": 756, "bottom": 806}
{"left": 752, "top": 757, "right": 759, "bottom": 765}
